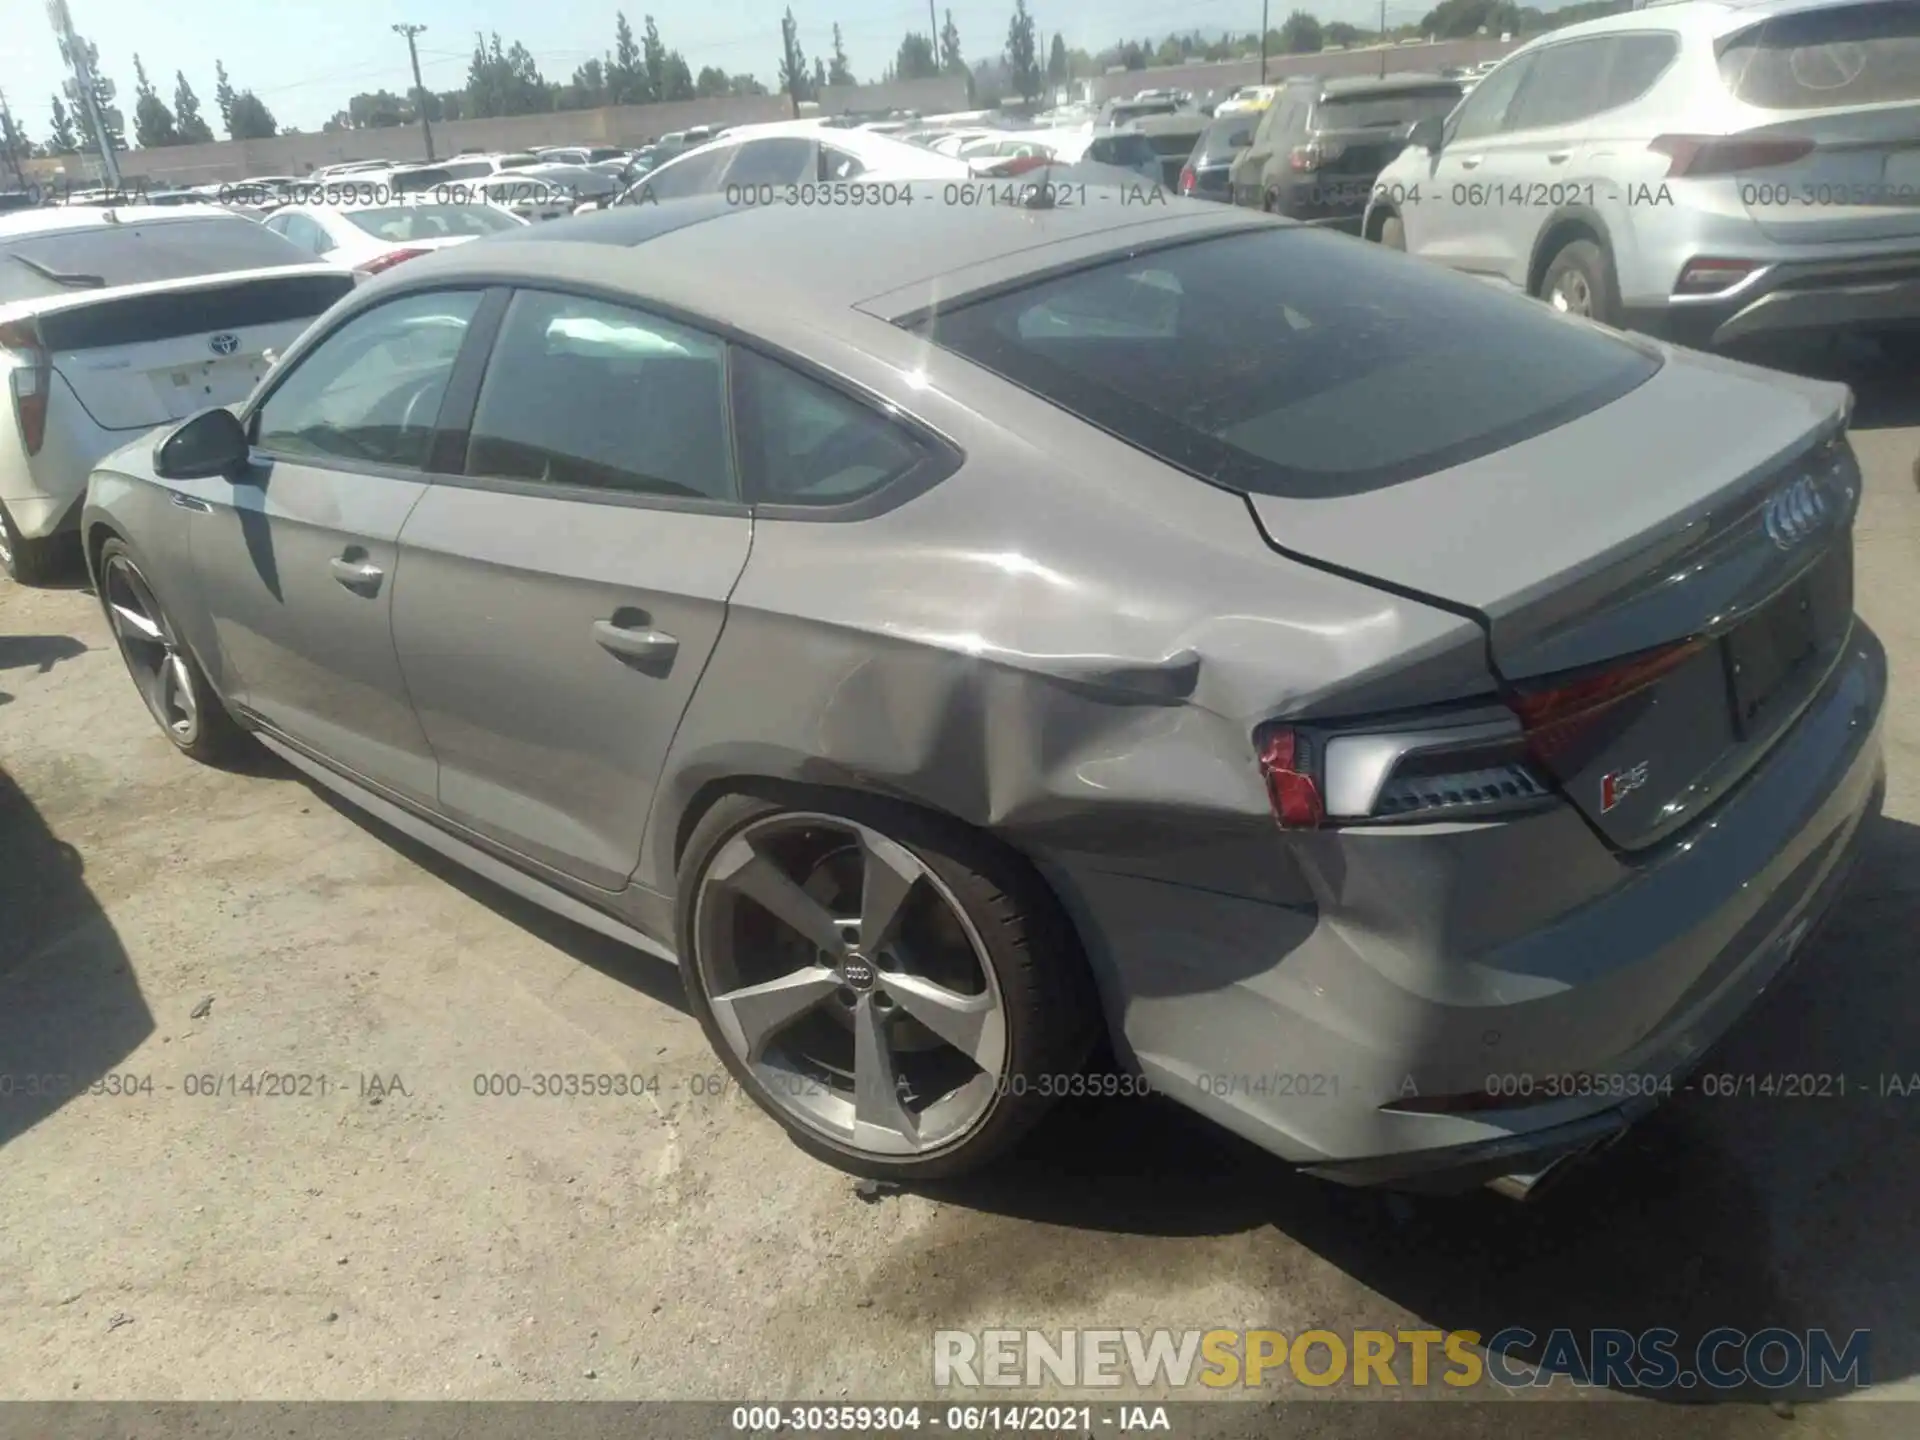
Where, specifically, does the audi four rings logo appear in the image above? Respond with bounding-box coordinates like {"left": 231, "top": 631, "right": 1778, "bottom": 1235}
{"left": 1763, "top": 475, "right": 1827, "bottom": 550}
{"left": 208, "top": 332, "right": 240, "bottom": 356}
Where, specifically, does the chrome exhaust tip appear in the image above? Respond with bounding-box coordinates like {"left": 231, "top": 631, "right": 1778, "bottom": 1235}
{"left": 1487, "top": 1148, "right": 1586, "bottom": 1202}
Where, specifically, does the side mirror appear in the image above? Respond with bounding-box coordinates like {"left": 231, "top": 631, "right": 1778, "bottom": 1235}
{"left": 1404, "top": 117, "right": 1444, "bottom": 153}
{"left": 155, "top": 406, "right": 250, "bottom": 481}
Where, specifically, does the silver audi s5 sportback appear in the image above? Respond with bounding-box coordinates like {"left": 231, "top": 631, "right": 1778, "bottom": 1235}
{"left": 81, "top": 190, "right": 1884, "bottom": 1197}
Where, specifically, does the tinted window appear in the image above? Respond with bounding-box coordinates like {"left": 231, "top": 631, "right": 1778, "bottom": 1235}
{"left": 466, "top": 291, "right": 734, "bottom": 501}
{"left": 1314, "top": 87, "right": 1463, "bottom": 130}
{"left": 739, "top": 351, "right": 925, "bottom": 505}
{"left": 1719, "top": 1, "right": 1920, "bottom": 108}
{"left": 1089, "top": 133, "right": 1157, "bottom": 167}
{"left": 923, "top": 227, "right": 1658, "bottom": 499}
{"left": 724, "top": 137, "right": 817, "bottom": 186}
{"left": 821, "top": 146, "right": 868, "bottom": 180}
{"left": 1507, "top": 40, "right": 1615, "bottom": 130}
{"left": 438, "top": 160, "right": 495, "bottom": 181}
{"left": 0, "top": 217, "right": 313, "bottom": 303}
{"left": 1199, "top": 119, "right": 1253, "bottom": 159}
{"left": 255, "top": 290, "right": 481, "bottom": 468}
{"left": 344, "top": 205, "right": 522, "bottom": 240}
{"left": 1604, "top": 33, "right": 1680, "bottom": 108}
{"left": 1446, "top": 53, "right": 1534, "bottom": 142}
{"left": 637, "top": 145, "right": 731, "bottom": 201}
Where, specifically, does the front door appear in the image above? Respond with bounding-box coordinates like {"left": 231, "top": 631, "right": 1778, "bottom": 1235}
{"left": 191, "top": 289, "right": 485, "bottom": 804}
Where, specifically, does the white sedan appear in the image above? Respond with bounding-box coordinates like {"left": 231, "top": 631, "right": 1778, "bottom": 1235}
{"left": 592, "top": 121, "right": 972, "bottom": 210}
{"left": 260, "top": 198, "right": 527, "bottom": 276}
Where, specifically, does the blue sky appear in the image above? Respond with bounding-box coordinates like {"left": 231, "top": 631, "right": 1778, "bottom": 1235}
{"left": 2, "top": 0, "right": 1436, "bottom": 138}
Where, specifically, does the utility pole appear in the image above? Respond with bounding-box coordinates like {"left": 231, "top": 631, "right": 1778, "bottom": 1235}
{"left": 1380, "top": 0, "right": 1389, "bottom": 76}
{"left": 1260, "top": 0, "right": 1269, "bottom": 82}
{"left": 393, "top": 23, "right": 436, "bottom": 162}
{"left": 47, "top": 0, "right": 120, "bottom": 189}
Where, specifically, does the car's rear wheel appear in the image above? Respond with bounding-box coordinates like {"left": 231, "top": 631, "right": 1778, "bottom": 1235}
{"left": 0, "top": 502, "right": 66, "bottom": 587}
{"left": 1539, "top": 239, "right": 1620, "bottom": 326}
{"left": 677, "top": 792, "right": 1097, "bottom": 1181}
{"left": 1379, "top": 214, "right": 1406, "bottom": 251}
{"left": 97, "top": 538, "right": 247, "bottom": 764}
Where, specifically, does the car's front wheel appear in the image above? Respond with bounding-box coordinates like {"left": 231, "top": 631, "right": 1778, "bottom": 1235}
{"left": 97, "top": 538, "right": 247, "bottom": 764}
{"left": 677, "top": 791, "right": 1098, "bottom": 1181}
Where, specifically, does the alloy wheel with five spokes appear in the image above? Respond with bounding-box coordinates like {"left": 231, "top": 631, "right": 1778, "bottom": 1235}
{"left": 96, "top": 539, "right": 244, "bottom": 762}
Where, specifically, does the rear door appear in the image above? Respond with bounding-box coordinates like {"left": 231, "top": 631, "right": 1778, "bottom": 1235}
{"left": 192, "top": 288, "right": 486, "bottom": 804}
{"left": 391, "top": 288, "right": 752, "bottom": 892}
{"left": 1718, "top": 0, "right": 1920, "bottom": 243}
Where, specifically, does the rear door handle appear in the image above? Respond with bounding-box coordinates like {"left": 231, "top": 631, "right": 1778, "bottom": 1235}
{"left": 170, "top": 491, "right": 213, "bottom": 514}
{"left": 593, "top": 619, "right": 679, "bottom": 664}
{"left": 1547, "top": 151, "right": 1572, "bottom": 164}
{"left": 329, "top": 556, "right": 384, "bottom": 594}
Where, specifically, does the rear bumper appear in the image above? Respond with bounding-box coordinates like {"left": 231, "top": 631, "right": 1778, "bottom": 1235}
{"left": 1048, "top": 622, "right": 1887, "bottom": 1187}
{"left": 1624, "top": 250, "right": 1920, "bottom": 349}
{"left": 1, "top": 373, "right": 153, "bottom": 540}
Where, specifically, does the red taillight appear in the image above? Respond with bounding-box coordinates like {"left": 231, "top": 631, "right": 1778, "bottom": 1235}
{"left": 1649, "top": 134, "right": 1815, "bottom": 179}
{"left": 1675, "top": 257, "right": 1761, "bottom": 295}
{"left": 1179, "top": 163, "right": 1197, "bottom": 195}
{"left": 1505, "top": 639, "right": 1707, "bottom": 763}
{"left": 984, "top": 155, "right": 1053, "bottom": 178}
{"left": 1288, "top": 144, "right": 1319, "bottom": 173}
{"left": 356, "top": 247, "right": 432, "bottom": 276}
{"left": 1256, "top": 728, "right": 1325, "bottom": 829}
{"left": 0, "top": 319, "right": 51, "bottom": 457}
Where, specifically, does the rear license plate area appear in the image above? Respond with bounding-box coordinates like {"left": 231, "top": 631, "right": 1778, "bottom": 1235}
{"left": 1723, "top": 547, "right": 1851, "bottom": 737}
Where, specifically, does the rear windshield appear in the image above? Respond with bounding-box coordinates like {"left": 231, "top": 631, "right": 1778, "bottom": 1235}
{"left": 1200, "top": 118, "right": 1255, "bottom": 159}
{"left": 1316, "top": 87, "right": 1464, "bottom": 130}
{"left": 921, "top": 227, "right": 1660, "bottom": 499}
{"left": 1108, "top": 102, "right": 1177, "bottom": 123}
{"left": 0, "top": 217, "right": 311, "bottom": 305}
{"left": 1088, "top": 133, "right": 1158, "bottom": 167}
{"left": 1718, "top": 0, "right": 1920, "bottom": 109}
{"left": 345, "top": 205, "right": 521, "bottom": 240}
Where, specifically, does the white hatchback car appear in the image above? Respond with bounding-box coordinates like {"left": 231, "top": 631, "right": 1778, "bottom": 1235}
{"left": 262, "top": 197, "right": 528, "bottom": 276}
{"left": 0, "top": 205, "right": 353, "bottom": 583}
{"left": 1361, "top": 0, "right": 1920, "bottom": 356}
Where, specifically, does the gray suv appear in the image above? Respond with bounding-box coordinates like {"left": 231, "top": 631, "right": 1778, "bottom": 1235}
{"left": 1363, "top": 0, "right": 1920, "bottom": 357}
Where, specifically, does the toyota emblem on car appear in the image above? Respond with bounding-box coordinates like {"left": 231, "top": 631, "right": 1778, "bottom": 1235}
{"left": 208, "top": 332, "right": 240, "bottom": 356}
{"left": 1763, "top": 475, "right": 1827, "bottom": 550}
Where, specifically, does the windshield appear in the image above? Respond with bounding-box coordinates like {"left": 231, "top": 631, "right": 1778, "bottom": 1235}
{"left": 0, "top": 217, "right": 312, "bottom": 304}
{"left": 921, "top": 227, "right": 1659, "bottom": 499}
{"left": 1316, "top": 88, "right": 1464, "bottom": 130}
{"left": 344, "top": 205, "right": 522, "bottom": 240}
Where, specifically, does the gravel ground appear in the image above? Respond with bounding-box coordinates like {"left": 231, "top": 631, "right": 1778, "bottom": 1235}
{"left": 1, "top": 341, "right": 1916, "bottom": 1436}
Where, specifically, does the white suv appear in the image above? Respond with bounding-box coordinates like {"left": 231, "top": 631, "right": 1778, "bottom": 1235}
{"left": 1361, "top": 0, "right": 1920, "bottom": 357}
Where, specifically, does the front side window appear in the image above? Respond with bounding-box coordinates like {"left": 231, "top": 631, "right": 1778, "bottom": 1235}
{"left": 1446, "top": 53, "right": 1535, "bottom": 142}
{"left": 737, "top": 350, "right": 925, "bottom": 505}
{"left": 922, "top": 227, "right": 1658, "bottom": 499}
{"left": 637, "top": 145, "right": 732, "bottom": 201}
{"left": 1506, "top": 40, "right": 1617, "bottom": 130}
{"left": 723, "top": 138, "right": 818, "bottom": 187}
{"left": 465, "top": 290, "right": 734, "bottom": 501}
{"left": 255, "top": 289, "right": 482, "bottom": 469}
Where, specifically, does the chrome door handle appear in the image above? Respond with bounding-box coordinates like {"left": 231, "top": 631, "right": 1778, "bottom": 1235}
{"left": 329, "top": 556, "right": 384, "bottom": 594}
{"left": 1547, "top": 151, "right": 1572, "bottom": 164}
{"left": 1458, "top": 156, "right": 1483, "bottom": 170}
{"left": 170, "top": 492, "right": 213, "bottom": 513}
{"left": 593, "top": 619, "right": 679, "bottom": 663}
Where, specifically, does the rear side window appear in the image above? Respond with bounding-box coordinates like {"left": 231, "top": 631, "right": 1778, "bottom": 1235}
{"left": 0, "top": 217, "right": 312, "bottom": 303}
{"left": 640, "top": 145, "right": 731, "bottom": 200}
{"left": 466, "top": 290, "right": 735, "bottom": 502}
{"left": 1718, "top": 1, "right": 1920, "bottom": 108}
{"left": 724, "top": 137, "right": 817, "bottom": 187}
{"left": 1604, "top": 33, "right": 1681, "bottom": 108}
{"left": 921, "top": 227, "right": 1659, "bottom": 499}
{"left": 737, "top": 350, "right": 925, "bottom": 506}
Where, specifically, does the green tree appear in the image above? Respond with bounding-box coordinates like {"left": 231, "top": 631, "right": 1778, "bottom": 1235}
{"left": 828, "top": 24, "right": 855, "bottom": 85}
{"left": 609, "top": 12, "right": 647, "bottom": 104}
{"left": 778, "top": 9, "right": 811, "bottom": 107}
{"left": 695, "top": 65, "right": 730, "bottom": 97}
{"left": 567, "top": 58, "right": 607, "bottom": 109}
{"left": 173, "top": 72, "right": 213, "bottom": 143}
{"left": 661, "top": 52, "right": 695, "bottom": 101}
{"left": 642, "top": 16, "right": 670, "bottom": 103}
{"left": 56, "top": 30, "right": 122, "bottom": 153}
{"left": 48, "top": 95, "right": 80, "bottom": 152}
{"left": 1046, "top": 33, "right": 1068, "bottom": 86}
{"left": 939, "top": 10, "right": 964, "bottom": 72}
{"left": 1004, "top": 0, "right": 1040, "bottom": 103}
{"left": 131, "top": 54, "right": 178, "bottom": 147}
{"left": 213, "top": 59, "right": 236, "bottom": 133}
{"left": 813, "top": 56, "right": 827, "bottom": 91}
{"left": 730, "top": 73, "right": 769, "bottom": 96}
{"left": 1325, "top": 21, "right": 1362, "bottom": 45}
{"left": 228, "top": 90, "right": 276, "bottom": 139}
{"left": 1281, "top": 10, "right": 1324, "bottom": 52}
{"left": 895, "top": 32, "right": 939, "bottom": 80}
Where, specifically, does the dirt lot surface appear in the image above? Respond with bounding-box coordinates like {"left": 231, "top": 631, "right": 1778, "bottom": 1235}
{"left": 2, "top": 342, "right": 1917, "bottom": 1436}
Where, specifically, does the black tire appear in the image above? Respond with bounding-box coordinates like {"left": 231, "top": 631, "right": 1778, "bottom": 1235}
{"left": 676, "top": 789, "right": 1100, "bottom": 1181}
{"left": 1538, "top": 238, "right": 1620, "bottom": 326}
{"left": 96, "top": 537, "right": 249, "bottom": 765}
{"left": 0, "top": 502, "right": 67, "bottom": 587}
{"left": 1378, "top": 214, "right": 1406, "bottom": 251}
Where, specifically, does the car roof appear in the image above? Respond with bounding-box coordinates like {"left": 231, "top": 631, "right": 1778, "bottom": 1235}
{"left": 377, "top": 192, "right": 1272, "bottom": 341}
{"left": 0, "top": 203, "right": 239, "bottom": 236}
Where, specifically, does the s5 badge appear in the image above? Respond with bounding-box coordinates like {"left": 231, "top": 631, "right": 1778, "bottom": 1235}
{"left": 1601, "top": 761, "right": 1650, "bottom": 813}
